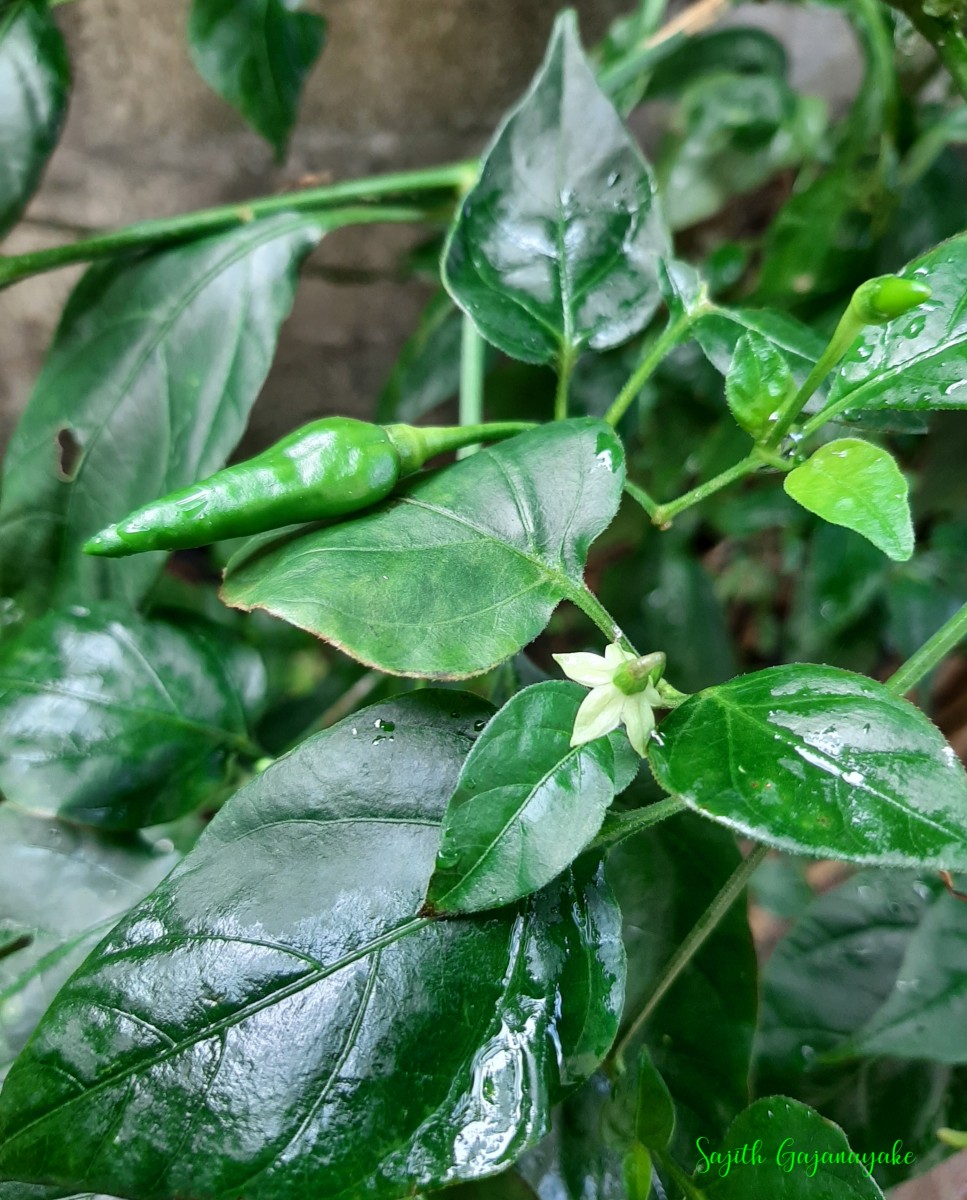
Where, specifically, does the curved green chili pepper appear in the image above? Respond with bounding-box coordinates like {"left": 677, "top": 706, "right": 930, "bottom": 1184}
{"left": 83, "top": 417, "right": 534, "bottom": 558}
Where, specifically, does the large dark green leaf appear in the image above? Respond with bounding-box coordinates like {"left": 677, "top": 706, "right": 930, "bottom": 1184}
{"left": 699, "top": 1097, "right": 885, "bottom": 1198}
{"left": 222, "top": 420, "right": 626, "bottom": 679}
{"left": 609, "top": 810, "right": 757, "bottom": 1168}
{"left": 0, "top": 809, "right": 178, "bottom": 1080}
{"left": 649, "top": 664, "right": 967, "bottom": 869}
{"left": 443, "top": 12, "right": 669, "bottom": 366}
{"left": 828, "top": 234, "right": 967, "bottom": 414}
{"left": 0, "top": 215, "right": 323, "bottom": 615}
{"left": 0, "top": 691, "right": 624, "bottom": 1199}
{"left": 848, "top": 889, "right": 967, "bottom": 1064}
{"left": 425, "top": 681, "right": 628, "bottom": 914}
{"left": 0, "top": 604, "right": 265, "bottom": 829}
{"left": 187, "top": 0, "right": 326, "bottom": 158}
{"left": 0, "top": 0, "right": 69, "bottom": 240}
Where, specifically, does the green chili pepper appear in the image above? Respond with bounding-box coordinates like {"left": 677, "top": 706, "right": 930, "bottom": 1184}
{"left": 83, "top": 417, "right": 534, "bottom": 558}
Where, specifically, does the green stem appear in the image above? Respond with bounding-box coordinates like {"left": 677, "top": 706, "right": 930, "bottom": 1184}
{"left": 886, "top": 598, "right": 967, "bottom": 695}
{"left": 611, "top": 842, "right": 768, "bottom": 1071}
{"left": 589, "top": 796, "right": 688, "bottom": 852}
{"left": 654, "top": 1149, "right": 708, "bottom": 1200}
{"left": 887, "top": 0, "right": 967, "bottom": 103}
{"left": 555, "top": 349, "right": 576, "bottom": 421}
{"left": 624, "top": 479, "right": 660, "bottom": 521}
{"left": 388, "top": 421, "right": 536, "bottom": 473}
{"left": 457, "top": 317, "right": 486, "bottom": 458}
{"left": 605, "top": 311, "right": 694, "bottom": 427}
{"left": 652, "top": 452, "right": 763, "bottom": 526}
{"left": 764, "top": 312, "right": 865, "bottom": 448}
{"left": 564, "top": 583, "right": 637, "bottom": 655}
{"left": 0, "top": 164, "right": 474, "bottom": 288}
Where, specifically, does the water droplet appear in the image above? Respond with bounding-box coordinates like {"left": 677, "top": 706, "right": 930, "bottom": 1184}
{"left": 437, "top": 848, "right": 460, "bottom": 870}
{"left": 607, "top": 171, "right": 621, "bottom": 187}
{"left": 473, "top": 720, "right": 487, "bottom": 732}
{"left": 374, "top": 718, "right": 395, "bottom": 732}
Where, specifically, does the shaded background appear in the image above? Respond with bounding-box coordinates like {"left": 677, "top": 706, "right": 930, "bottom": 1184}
{"left": 0, "top": 0, "right": 859, "bottom": 451}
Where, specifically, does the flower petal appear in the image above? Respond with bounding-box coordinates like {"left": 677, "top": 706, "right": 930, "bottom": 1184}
{"left": 621, "top": 695, "right": 656, "bottom": 757}
{"left": 552, "top": 651, "right": 613, "bottom": 687}
{"left": 604, "top": 643, "right": 633, "bottom": 668}
{"left": 571, "top": 684, "right": 624, "bottom": 746}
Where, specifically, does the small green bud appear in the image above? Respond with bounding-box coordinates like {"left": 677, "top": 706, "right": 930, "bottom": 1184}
{"left": 613, "top": 651, "right": 666, "bottom": 697}
{"left": 850, "top": 274, "right": 931, "bottom": 325}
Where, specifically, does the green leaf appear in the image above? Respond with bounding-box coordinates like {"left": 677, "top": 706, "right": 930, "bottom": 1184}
{"left": 443, "top": 11, "right": 669, "bottom": 366}
{"left": 609, "top": 811, "right": 756, "bottom": 1168}
{"left": 0, "top": 604, "right": 264, "bottom": 829}
{"left": 441, "top": 1173, "right": 539, "bottom": 1199}
{"left": 222, "top": 419, "right": 626, "bottom": 679}
{"left": 0, "top": 216, "right": 323, "bottom": 616}
{"left": 783, "top": 438, "right": 914, "bottom": 561}
{"left": 848, "top": 889, "right": 967, "bottom": 1064}
{"left": 649, "top": 664, "right": 967, "bottom": 868}
{"left": 644, "top": 27, "right": 788, "bottom": 100}
{"left": 699, "top": 1097, "right": 885, "bottom": 1198}
{"left": 0, "top": 0, "right": 69, "bottom": 240}
{"left": 657, "top": 73, "right": 825, "bottom": 231}
{"left": 425, "top": 681, "right": 624, "bottom": 914}
{"left": 0, "top": 808, "right": 178, "bottom": 1081}
{"left": 187, "top": 0, "right": 326, "bottom": 158}
{"left": 0, "top": 691, "right": 624, "bottom": 1199}
{"left": 756, "top": 871, "right": 938, "bottom": 1082}
{"left": 726, "top": 332, "right": 794, "bottom": 439}
{"left": 375, "top": 291, "right": 464, "bottom": 423}
{"left": 829, "top": 234, "right": 967, "bottom": 414}
{"left": 694, "top": 304, "right": 826, "bottom": 379}
{"left": 630, "top": 1049, "right": 675, "bottom": 1150}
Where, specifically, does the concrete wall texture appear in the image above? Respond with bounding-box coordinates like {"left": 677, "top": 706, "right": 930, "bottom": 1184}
{"left": 0, "top": 0, "right": 859, "bottom": 452}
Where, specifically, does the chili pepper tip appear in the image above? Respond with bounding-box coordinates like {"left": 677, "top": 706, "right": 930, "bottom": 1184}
{"left": 83, "top": 525, "right": 127, "bottom": 557}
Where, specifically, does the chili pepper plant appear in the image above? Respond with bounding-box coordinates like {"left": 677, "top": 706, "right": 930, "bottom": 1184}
{"left": 2, "top": 1, "right": 967, "bottom": 1197}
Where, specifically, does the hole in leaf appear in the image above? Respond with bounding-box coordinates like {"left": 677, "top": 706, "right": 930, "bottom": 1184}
{"left": 55, "top": 426, "right": 82, "bottom": 481}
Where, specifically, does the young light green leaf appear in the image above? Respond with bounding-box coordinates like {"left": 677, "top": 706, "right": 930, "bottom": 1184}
{"left": 783, "top": 438, "right": 914, "bottom": 561}
{"left": 0, "top": 604, "right": 265, "bottom": 829}
{"left": 0, "top": 692, "right": 624, "bottom": 1200}
{"left": 443, "top": 11, "right": 669, "bottom": 365}
{"left": 726, "top": 331, "right": 794, "bottom": 439}
{"left": 222, "top": 420, "right": 626, "bottom": 679}
{"left": 630, "top": 1049, "right": 675, "bottom": 1150}
{"left": 0, "top": 216, "right": 323, "bottom": 616}
{"left": 699, "top": 1098, "right": 885, "bottom": 1198}
{"left": 0, "top": 808, "right": 179, "bottom": 1081}
{"left": 828, "top": 234, "right": 967, "bottom": 414}
{"left": 0, "top": 0, "right": 70, "bottom": 240}
{"left": 425, "top": 681, "right": 625, "bottom": 915}
{"left": 187, "top": 0, "right": 326, "bottom": 158}
{"left": 649, "top": 664, "right": 967, "bottom": 869}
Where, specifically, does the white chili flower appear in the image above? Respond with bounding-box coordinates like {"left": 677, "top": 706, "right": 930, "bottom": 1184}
{"left": 552, "top": 643, "right": 665, "bottom": 757}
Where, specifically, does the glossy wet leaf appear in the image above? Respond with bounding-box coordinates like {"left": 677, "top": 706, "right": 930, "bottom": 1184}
{"left": 648, "top": 664, "right": 967, "bottom": 869}
{"left": 443, "top": 12, "right": 669, "bottom": 366}
{"left": 426, "top": 681, "right": 629, "bottom": 914}
{"left": 0, "top": 0, "right": 69, "bottom": 240}
{"left": 0, "top": 691, "right": 624, "bottom": 1199}
{"left": 784, "top": 439, "right": 914, "bottom": 561}
{"left": 609, "top": 811, "right": 756, "bottom": 1167}
{"left": 848, "top": 889, "right": 967, "bottom": 1064}
{"left": 187, "top": 0, "right": 326, "bottom": 158}
{"left": 726, "top": 331, "right": 794, "bottom": 439}
{"left": 222, "top": 420, "right": 626, "bottom": 679}
{"left": 699, "top": 1097, "right": 885, "bottom": 1198}
{"left": 0, "top": 216, "right": 323, "bottom": 616}
{"left": 828, "top": 234, "right": 967, "bottom": 414}
{"left": 0, "top": 809, "right": 178, "bottom": 1081}
{"left": 0, "top": 604, "right": 265, "bottom": 829}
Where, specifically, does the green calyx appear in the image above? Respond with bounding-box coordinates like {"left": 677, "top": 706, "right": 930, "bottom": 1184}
{"left": 613, "top": 651, "right": 666, "bottom": 697}
{"left": 384, "top": 422, "right": 536, "bottom": 475}
{"left": 849, "top": 274, "right": 932, "bottom": 324}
